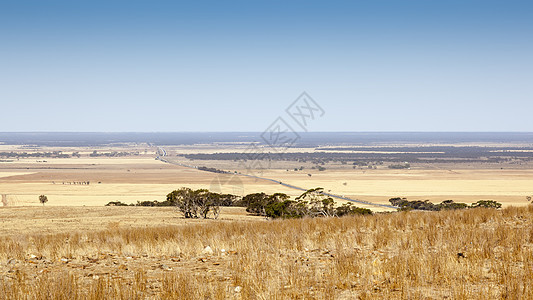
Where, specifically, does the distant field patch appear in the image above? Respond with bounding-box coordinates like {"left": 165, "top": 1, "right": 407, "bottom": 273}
{"left": 0, "top": 172, "right": 36, "bottom": 178}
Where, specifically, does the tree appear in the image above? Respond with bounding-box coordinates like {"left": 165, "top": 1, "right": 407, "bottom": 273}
{"left": 389, "top": 197, "right": 408, "bottom": 207}
{"left": 296, "top": 188, "right": 336, "bottom": 217}
{"left": 166, "top": 188, "right": 231, "bottom": 219}
{"left": 242, "top": 193, "right": 271, "bottom": 215}
{"left": 167, "top": 187, "right": 199, "bottom": 218}
{"left": 39, "top": 195, "right": 48, "bottom": 206}
{"left": 264, "top": 200, "right": 295, "bottom": 219}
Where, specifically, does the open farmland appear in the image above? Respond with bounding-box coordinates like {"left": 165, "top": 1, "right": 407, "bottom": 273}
{"left": 1, "top": 139, "right": 533, "bottom": 209}
{"left": 0, "top": 154, "right": 297, "bottom": 207}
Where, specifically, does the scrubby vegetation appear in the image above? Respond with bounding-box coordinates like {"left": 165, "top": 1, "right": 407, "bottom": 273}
{"left": 388, "top": 163, "right": 410, "bottom": 169}
{"left": 389, "top": 197, "right": 501, "bottom": 211}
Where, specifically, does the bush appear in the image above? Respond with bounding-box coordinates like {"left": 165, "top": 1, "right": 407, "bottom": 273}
{"left": 335, "top": 203, "right": 372, "bottom": 216}
{"left": 471, "top": 200, "right": 502, "bottom": 209}
{"left": 388, "top": 163, "right": 410, "bottom": 169}
{"left": 436, "top": 200, "right": 468, "bottom": 210}
{"left": 105, "top": 201, "right": 132, "bottom": 206}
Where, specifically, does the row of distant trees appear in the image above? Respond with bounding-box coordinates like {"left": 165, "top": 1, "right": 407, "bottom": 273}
{"left": 89, "top": 150, "right": 139, "bottom": 157}
{"left": 0, "top": 151, "right": 70, "bottom": 158}
{"left": 389, "top": 197, "right": 502, "bottom": 211}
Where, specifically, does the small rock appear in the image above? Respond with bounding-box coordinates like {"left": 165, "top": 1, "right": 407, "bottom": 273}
{"left": 202, "top": 246, "right": 214, "bottom": 256}
{"left": 60, "top": 258, "right": 69, "bottom": 263}
{"left": 234, "top": 286, "right": 242, "bottom": 293}
{"left": 160, "top": 264, "right": 172, "bottom": 271}
{"left": 220, "top": 249, "right": 226, "bottom": 254}
{"left": 125, "top": 256, "right": 133, "bottom": 260}
{"left": 30, "top": 254, "right": 38, "bottom": 259}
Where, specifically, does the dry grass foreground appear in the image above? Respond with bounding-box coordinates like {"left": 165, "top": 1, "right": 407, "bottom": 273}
{"left": 1, "top": 206, "right": 533, "bottom": 299}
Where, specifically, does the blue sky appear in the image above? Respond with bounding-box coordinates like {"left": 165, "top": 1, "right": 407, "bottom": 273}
{"left": 0, "top": 0, "right": 532, "bottom": 132}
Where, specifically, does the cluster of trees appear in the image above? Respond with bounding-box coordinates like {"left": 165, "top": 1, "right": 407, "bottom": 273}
{"left": 242, "top": 188, "right": 372, "bottom": 219}
{"left": 166, "top": 188, "right": 239, "bottom": 219}
{"left": 197, "top": 166, "right": 229, "bottom": 174}
{"left": 389, "top": 197, "right": 502, "bottom": 211}
{"left": 106, "top": 187, "right": 372, "bottom": 220}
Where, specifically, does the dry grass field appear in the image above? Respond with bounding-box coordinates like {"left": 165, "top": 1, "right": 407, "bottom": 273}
{"left": 1, "top": 205, "right": 533, "bottom": 299}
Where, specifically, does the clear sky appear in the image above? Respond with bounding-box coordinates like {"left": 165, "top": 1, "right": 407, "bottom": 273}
{"left": 0, "top": 1, "right": 532, "bottom": 132}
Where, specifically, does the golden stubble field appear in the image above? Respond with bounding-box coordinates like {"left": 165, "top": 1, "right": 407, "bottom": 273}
{"left": 0, "top": 155, "right": 297, "bottom": 207}
{"left": 257, "top": 168, "right": 533, "bottom": 208}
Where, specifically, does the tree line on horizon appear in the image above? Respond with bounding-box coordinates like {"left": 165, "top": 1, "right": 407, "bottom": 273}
{"left": 389, "top": 197, "right": 502, "bottom": 211}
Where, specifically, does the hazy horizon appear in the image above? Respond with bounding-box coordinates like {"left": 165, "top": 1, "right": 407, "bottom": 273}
{"left": 2, "top": 132, "right": 533, "bottom": 147}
